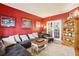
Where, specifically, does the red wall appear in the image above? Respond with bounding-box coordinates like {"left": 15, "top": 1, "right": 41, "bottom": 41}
{"left": 44, "top": 7, "right": 79, "bottom": 21}
{"left": 41, "top": 12, "right": 69, "bottom": 32}
{"left": 41, "top": 7, "right": 79, "bottom": 33}
{"left": 0, "top": 3, "right": 78, "bottom": 36}
{"left": 42, "top": 7, "right": 79, "bottom": 28}
{"left": 0, "top": 4, "right": 42, "bottom": 36}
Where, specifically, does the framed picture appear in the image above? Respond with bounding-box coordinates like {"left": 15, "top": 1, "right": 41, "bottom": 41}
{"left": 1, "top": 16, "right": 15, "bottom": 27}
{"left": 22, "top": 18, "right": 31, "bottom": 28}
{"left": 35, "top": 21, "right": 40, "bottom": 27}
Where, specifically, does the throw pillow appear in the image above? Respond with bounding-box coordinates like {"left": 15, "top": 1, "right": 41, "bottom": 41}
{"left": 2, "top": 36, "right": 16, "bottom": 47}
{"left": 20, "top": 35, "right": 29, "bottom": 42}
{"left": 14, "top": 35, "right": 21, "bottom": 42}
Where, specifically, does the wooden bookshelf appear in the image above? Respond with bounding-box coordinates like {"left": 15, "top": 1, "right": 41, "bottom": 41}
{"left": 62, "top": 17, "right": 79, "bottom": 47}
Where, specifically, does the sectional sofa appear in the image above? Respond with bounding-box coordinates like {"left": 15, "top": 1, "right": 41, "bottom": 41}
{"left": 0, "top": 32, "right": 45, "bottom": 56}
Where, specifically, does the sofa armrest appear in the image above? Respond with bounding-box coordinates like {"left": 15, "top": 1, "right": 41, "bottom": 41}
{"left": 38, "top": 33, "right": 51, "bottom": 38}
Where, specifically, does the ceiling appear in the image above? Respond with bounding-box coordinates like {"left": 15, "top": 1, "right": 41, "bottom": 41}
{"left": 3, "top": 3, "right": 79, "bottom": 18}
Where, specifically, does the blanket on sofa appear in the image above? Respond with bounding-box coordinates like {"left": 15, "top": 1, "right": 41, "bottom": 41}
{"left": 5, "top": 44, "right": 31, "bottom": 56}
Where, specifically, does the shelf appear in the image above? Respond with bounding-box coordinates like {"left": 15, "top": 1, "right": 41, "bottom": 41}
{"left": 63, "top": 18, "right": 79, "bottom": 47}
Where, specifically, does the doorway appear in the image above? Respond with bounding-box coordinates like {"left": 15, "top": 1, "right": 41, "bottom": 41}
{"left": 46, "top": 19, "right": 62, "bottom": 41}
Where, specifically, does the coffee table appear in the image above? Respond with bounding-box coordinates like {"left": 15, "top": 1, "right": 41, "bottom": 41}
{"left": 31, "top": 38, "right": 47, "bottom": 54}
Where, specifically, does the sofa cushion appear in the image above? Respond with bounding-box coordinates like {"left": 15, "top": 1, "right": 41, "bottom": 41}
{"left": 32, "top": 32, "right": 39, "bottom": 38}
{"left": 14, "top": 35, "right": 21, "bottom": 42}
{"left": 19, "top": 40, "right": 31, "bottom": 48}
{"left": 28, "top": 34, "right": 36, "bottom": 40}
{"left": 5, "top": 44, "right": 31, "bottom": 56}
{"left": 19, "top": 35, "right": 29, "bottom": 42}
{"left": 2, "top": 36, "right": 16, "bottom": 47}
{"left": 0, "top": 40, "right": 6, "bottom": 56}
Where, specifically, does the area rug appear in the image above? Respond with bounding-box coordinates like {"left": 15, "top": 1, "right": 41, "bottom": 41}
{"left": 27, "top": 40, "right": 75, "bottom": 56}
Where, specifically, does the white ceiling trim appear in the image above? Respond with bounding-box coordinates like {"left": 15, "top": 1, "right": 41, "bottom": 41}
{"left": 3, "top": 3, "right": 79, "bottom": 18}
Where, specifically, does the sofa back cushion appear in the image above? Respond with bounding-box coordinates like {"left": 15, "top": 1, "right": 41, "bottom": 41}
{"left": 32, "top": 32, "right": 39, "bottom": 38}
{"left": 19, "top": 35, "right": 29, "bottom": 42}
{"left": 2, "top": 36, "right": 16, "bottom": 47}
{"left": 14, "top": 35, "right": 21, "bottom": 42}
{"left": 28, "top": 34, "right": 36, "bottom": 40}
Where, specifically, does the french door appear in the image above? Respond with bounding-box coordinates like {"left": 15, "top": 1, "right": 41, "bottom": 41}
{"left": 46, "top": 20, "right": 62, "bottom": 41}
